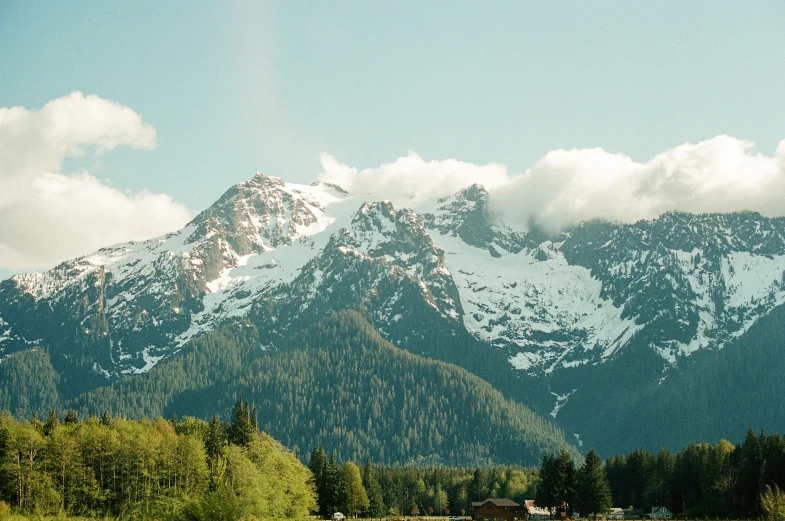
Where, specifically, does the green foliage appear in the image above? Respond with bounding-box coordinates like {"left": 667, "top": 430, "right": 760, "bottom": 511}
{"left": 553, "top": 303, "right": 785, "bottom": 457}
{"left": 0, "top": 413, "right": 313, "bottom": 519}
{"left": 599, "top": 431, "right": 785, "bottom": 519}
{"left": 68, "top": 311, "right": 576, "bottom": 467}
{"left": 341, "top": 462, "right": 369, "bottom": 517}
{"left": 361, "top": 457, "right": 385, "bottom": 518}
{"left": 575, "top": 449, "right": 611, "bottom": 519}
{"left": 309, "top": 446, "right": 328, "bottom": 517}
{"left": 761, "top": 485, "right": 785, "bottom": 521}
{"left": 0, "top": 348, "right": 60, "bottom": 418}
{"left": 536, "top": 450, "right": 575, "bottom": 515}
{"left": 227, "top": 400, "right": 255, "bottom": 448}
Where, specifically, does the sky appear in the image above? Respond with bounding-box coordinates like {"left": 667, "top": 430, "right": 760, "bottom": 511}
{"left": 1, "top": 1, "right": 785, "bottom": 276}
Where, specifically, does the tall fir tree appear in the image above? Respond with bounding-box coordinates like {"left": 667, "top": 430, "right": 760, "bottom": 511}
{"left": 228, "top": 399, "right": 254, "bottom": 446}
{"left": 554, "top": 449, "right": 576, "bottom": 514}
{"left": 362, "top": 457, "right": 386, "bottom": 518}
{"left": 205, "top": 414, "right": 228, "bottom": 491}
{"left": 576, "top": 449, "right": 612, "bottom": 519}
{"left": 42, "top": 410, "right": 59, "bottom": 436}
{"left": 324, "top": 451, "right": 343, "bottom": 515}
{"left": 536, "top": 453, "right": 559, "bottom": 515}
{"left": 63, "top": 410, "right": 78, "bottom": 425}
{"left": 469, "top": 468, "right": 484, "bottom": 502}
{"left": 309, "top": 446, "right": 328, "bottom": 516}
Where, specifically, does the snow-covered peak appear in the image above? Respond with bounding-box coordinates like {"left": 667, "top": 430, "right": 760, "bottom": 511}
{"left": 186, "top": 174, "right": 348, "bottom": 254}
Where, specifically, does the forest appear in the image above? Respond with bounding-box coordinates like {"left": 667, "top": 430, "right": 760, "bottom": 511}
{"left": 532, "top": 431, "right": 785, "bottom": 519}
{"left": 0, "top": 311, "right": 575, "bottom": 467}
{"left": 307, "top": 430, "right": 785, "bottom": 521}
{"left": 2, "top": 396, "right": 785, "bottom": 521}
{"left": 0, "top": 401, "right": 314, "bottom": 520}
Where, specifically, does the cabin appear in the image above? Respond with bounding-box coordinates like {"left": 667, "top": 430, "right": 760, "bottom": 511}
{"left": 645, "top": 507, "right": 673, "bottom": 519}
{"left": 472, "top": 498, "right": 528, "bottom": 521}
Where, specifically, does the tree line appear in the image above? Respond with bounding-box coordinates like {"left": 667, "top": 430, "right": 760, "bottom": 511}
{"left": 308, "top": 445, "right": 539, "bottom": 518}
{"left": 0, "top": 400, "right": 314, "bottom": 519}
{"left": 534, "top": 430, "right": 785, "bottom": 519}
{"left": 308, "top": 429, "right": 785, "bottom": 521}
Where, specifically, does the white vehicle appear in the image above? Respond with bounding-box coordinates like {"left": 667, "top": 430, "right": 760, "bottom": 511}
{"left": 333, "top": 512, "right": 345, "bottom": 521}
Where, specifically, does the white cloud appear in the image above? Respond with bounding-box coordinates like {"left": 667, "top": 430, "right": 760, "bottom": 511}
{"left": 318, "top": 151, "right": 511, "bottom": 203}
{"left": 319, "top": 135, "right": 785, "bottom": 233}
{"left": 0, "top": 92, "right": 191, "bottom": 271}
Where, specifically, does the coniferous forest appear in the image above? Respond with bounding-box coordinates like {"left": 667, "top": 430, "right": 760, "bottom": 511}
{"left": 0, "top": 311, "right": 576, "bottom": 468}
{"left": 304, "top": 432, "right": 785, "bottom": 521}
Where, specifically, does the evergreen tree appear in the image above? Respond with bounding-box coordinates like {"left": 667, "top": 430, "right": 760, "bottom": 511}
{"left": 325, "top": 452, "right": 343, "bottom": 515}
{"left": 228, "top": 399, "right": 254, "bottom": 447}
{"left": 100, "top": 410, "right": 111, "bottom": 426}
{"left": 250, "top": 403, "right": 258, "bottom": 432}
{"left": 205, "top": 414, "right": 228, "bottom": 491}
{"left": 576, "top": 449, "right": 612, "bottom": 519}
{"left": 63, "top": 410, "right": 78, "bottom": 425}
{"left": 362, "top": 457, "right": 386, "bottom": 518}
{"left": 42, "top": 410, "right": 59, "bottom": 436}
{"left": 554, "top": 449, "right": 576, "bottom": 514}
{"left": 537, "top": 451, "right": 576, "bottom": 515}
{"left": 309, "top": 446, "right": 328, "bottom": 516}
{"left": 342, "top": 462, "right": 369, "bottom": 517}
{"left": 469, "top": 468, "right": 484, "bottom": 502}
{"left": 739, "top": 429, "right": 763, "bottom": 516}
{"left": 536, "top": 453, "right": 559, "bottom": 515}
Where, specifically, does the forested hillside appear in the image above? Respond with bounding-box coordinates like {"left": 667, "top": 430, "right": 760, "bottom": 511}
{"left": 551, "top": 303, "right": 785, "bottom": 456}
{"left": 67, "top": 311, "right": 576, "bottom": 466}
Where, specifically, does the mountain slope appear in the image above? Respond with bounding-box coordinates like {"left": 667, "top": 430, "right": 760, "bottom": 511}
{"left": 3, "top": 171, "right": 785, "bottom": 456}
{"left": 69, "top": 310, "right": 578, "bottom": 466}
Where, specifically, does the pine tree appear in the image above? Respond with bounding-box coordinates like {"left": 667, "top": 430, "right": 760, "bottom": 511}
{"left": 100, "top": 410, "right": 111, "bottom": 426}
{"left": 469, "top": 468, "right": 484, "bottom": 502}
{"left": 43, "top": 410, "right": 59, "bottom": 436}
{"left": 342, "top": 462, "right": 369, "bottom": 517}
{"left": 309, "top": 446, "right": 328, "bottom": 516}
{"left": 536, "top": 453, "right": 558, "bottom": 515}
{"left": 250, "top": 403, "right": 258, "bottom": 432}
{"left": 554, "top": 449, "right": 576, "bottom": 514}
{"left": 576, "top": 449, "right": 612, "bottom": 519}
{"left": 362, "top": 457, "right": 386, "bottom": 518}
{"left": 324, "top": 452, "right": 343, "bottom": 516}
{"left": 228, "top": 399, "right": 254, "bottom": 446}
{"left": 205, "top": 415, "right": 226, "bottom": 457}
{"left": 205, "top": 414, "right": 227, "bottom": 491}
{"left": 742, "top": 428, "right": 764, "bottom": 515}
{"left": 63, "top": 410, "right": 78, "bottom": 425}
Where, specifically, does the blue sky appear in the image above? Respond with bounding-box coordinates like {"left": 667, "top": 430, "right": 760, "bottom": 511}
{"left": 1, "top": 1, "right": 785, "bottom": 275}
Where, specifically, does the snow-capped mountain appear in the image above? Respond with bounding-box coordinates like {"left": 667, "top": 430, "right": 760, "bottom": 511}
{"left": 3, "top": 172, "right": 785, "bottom": 452}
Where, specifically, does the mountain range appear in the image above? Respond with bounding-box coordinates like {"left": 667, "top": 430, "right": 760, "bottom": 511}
{"left": 2, "top": 172, "right": 784, "bottom": 462}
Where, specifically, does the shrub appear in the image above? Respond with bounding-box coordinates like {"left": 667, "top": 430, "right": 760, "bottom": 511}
{"left": 762, "top": 485, "right": 785, "bottom": 521}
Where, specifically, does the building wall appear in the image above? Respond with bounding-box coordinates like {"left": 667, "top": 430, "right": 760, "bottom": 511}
{"left": 473, "top": 503, "right": 527, "bottom": 521}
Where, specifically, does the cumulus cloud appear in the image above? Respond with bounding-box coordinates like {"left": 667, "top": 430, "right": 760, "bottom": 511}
{"left": 319, "top": 151, "right": 512, "bottom": 203}
{"left": 0, "top": 92, "right": 192, "bottom": 271}
{"left": 319, "top": 136, "right": 785, "bottom": 233}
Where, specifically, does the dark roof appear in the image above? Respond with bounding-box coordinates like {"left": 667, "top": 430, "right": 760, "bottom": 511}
{"left": 471, "top": 498, "right": 521, "bottom": 508}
